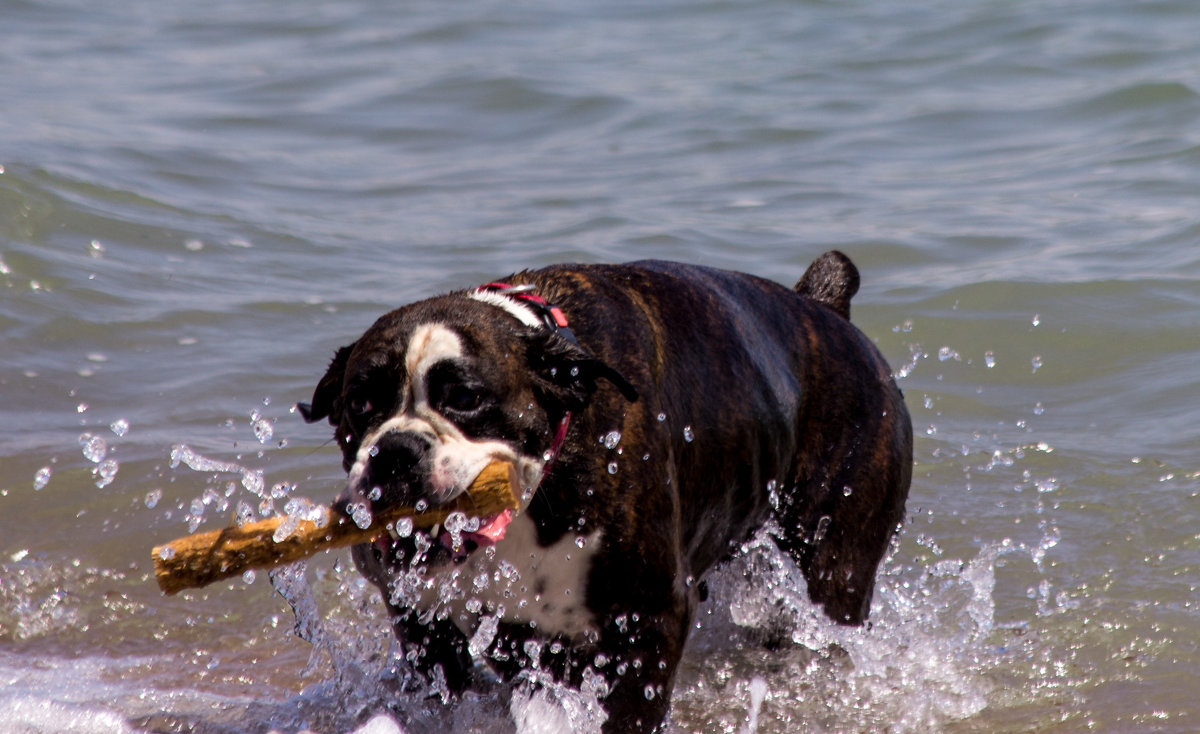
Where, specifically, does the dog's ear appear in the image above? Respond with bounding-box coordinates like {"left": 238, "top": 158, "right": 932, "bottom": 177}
{"left": 525, "top": 331, "right": 638, "bottom": 413}
{"left": 297, "top": 344, "right": 355, "bottom": 424}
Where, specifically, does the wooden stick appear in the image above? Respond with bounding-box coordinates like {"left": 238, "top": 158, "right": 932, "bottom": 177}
{"left": 152, "top": 461, "right": 519, "bottom": 595}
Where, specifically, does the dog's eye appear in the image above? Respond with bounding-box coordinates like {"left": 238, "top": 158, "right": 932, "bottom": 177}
{"left": 442, "top": 384, "right": 483, "bottom": 413}
{"left": 347, "top": 396, "right": 374, "bottom": 417}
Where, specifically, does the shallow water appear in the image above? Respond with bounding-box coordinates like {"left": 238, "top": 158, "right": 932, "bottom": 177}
{"left": 3, "top": 0, "right": 1200, "bottom": 731}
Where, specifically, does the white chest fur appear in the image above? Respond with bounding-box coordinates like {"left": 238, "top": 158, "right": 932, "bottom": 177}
{"left": 402, "top": 513, "right": 603, "bottom": 642}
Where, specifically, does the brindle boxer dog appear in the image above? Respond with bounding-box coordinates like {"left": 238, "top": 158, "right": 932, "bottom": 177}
{"left": 298, "top": 251, "right": 912, "bottom": 732}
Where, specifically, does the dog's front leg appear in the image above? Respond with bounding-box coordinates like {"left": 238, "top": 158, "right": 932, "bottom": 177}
{"left": 389, "top": 611, "right": 474, "bottom": 696}
{"left": 590, "top": 595, "right": 694, "bottom": 734}
{"left": 349, "top": 543, "right": 474, "bottom": 695}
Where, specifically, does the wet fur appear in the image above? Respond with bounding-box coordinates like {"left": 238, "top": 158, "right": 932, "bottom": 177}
{"left": 300, "top": 252, "right": 912, "bottom": 732}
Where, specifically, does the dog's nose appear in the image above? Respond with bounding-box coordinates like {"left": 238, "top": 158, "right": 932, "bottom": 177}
{"left": 362, "top": 430, "right": 432, "bottom": 507}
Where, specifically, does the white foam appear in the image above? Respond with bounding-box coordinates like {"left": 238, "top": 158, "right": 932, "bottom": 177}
{"left": 0, "top": 653, "right": 136, "bottom": 734}
{"left": 352, "top": 713, "right": 406, "bottom": 734}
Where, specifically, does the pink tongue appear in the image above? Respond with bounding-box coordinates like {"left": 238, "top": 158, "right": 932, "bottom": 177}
{"left": 439, "top": 509, "right": 513, "bottom": 552}
{"left": 473, "top": 508, "right": 514, "bottom": 544}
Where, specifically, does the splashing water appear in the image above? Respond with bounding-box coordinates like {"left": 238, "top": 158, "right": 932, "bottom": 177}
{"left": 251, "top": 409, "right": 274, "bottom": 444}
{"left": 347, "top": 502, "right": 373, "bottom": 530}
{"left": 169, "top": 443, "right": 265, "bottom": 498}
{"left": 94, "top": 458, "right": 119, "bottom": 488}
{"left": 79, "top": 433, "right": 107, "bottom": 463}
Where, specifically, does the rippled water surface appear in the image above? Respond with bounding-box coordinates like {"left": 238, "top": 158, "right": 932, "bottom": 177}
{"left": 3, "top": 0, "right": 1199, "bottom": 731}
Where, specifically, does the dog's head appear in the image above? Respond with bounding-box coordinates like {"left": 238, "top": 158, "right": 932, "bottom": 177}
{"left": 298, "top": 286, "right": 636, "bottom": 566}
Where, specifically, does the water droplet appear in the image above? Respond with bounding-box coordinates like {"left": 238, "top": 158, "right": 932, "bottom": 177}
{"left": 937, "top": 346, "right": 959, "bottom": 362}
{"left": 1031, "top": 355, "right": 1043, "bottom": 373}
{"left": 445, "top": 511, "right": 467, "bottom": 535}
{"left": 984, "top": 351, "right": 996, "bottom": 369}
{"left": 349, "top": 502, "right": 373, "bottom": 529}
{"left": 415, "top": 499, "right": 428, "bottom": 512}
{"left": 656, "top": 412, "right": 667, "bottom": 422}
{"left": 235, "top": 501, "right": 255, "bottom": 528}
{"left": 273, "top": 514, "right": 301, "bottom": 542}
{"left": 158, "top": 545, "right": 176, "bottom": 560}
{"left": 241, "top": 470, "right": 265, "bottom": 497}
{"left": 1031, "top": 313, "right": 1041, "bottom": 327}
{"left": 607, "top": 461, "right": 618, "bottom": 474}
{"left": 95, "top": 458, "right": 119, "bottom": 488}
{"left": 242, "top": 569, "right": 256, "bottom": 584}
{"left": 33, "top": 466, "right": 51, "bottom": 491}
{"left": 79, "top": 433, "right": 107, "bottom": 463}
{"left": 682, "top": 426, "right": 695, "bottom": 442}
{"left": 109, "top": 418, "right": 129, "bottom": 437}
{"left": 283, "top": 497, "right": 307, "bottom": 518}
{"left": 498, "top": 560, "right": 519, "bottom": 581}
{"left": 394, "top": 517, "right": 413, "bottom": 537}
{"left": 253, "top": 417, "right": 273, "bottom": 443}
{"left": 644, "top": 684, "right": 656, "bottom": 700}
{"left": 570, "top": 366, "right": 580, "bottom": 377}
{"left": 368, "top": 486, "right": 382, "bottom": 501}
{"left": 575, "top": 536, "right": 587, "bottom": 548}
{"left": 144, "top": 488, "right": 162, "bottom": 508}
{"left": 1033, "top": 402, "right": 1045, "bottom": 416}
{"left": 843, "top": 485, "right": 853, "bottom": 497}
{"left": 813, "top": 515, "right": 831, "bottom": 543}
{"left": 602, "top": 430, "right": 621, "bottom": 449}
{"left": 594, "top": 653, "right": 609, "bottom": 667}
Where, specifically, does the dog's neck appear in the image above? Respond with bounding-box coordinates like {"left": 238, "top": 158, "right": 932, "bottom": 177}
{"left": 470, "top": 282, "right": 576, "bottom": 480}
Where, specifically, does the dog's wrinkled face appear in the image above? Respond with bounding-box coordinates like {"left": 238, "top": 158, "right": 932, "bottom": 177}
{"left": 299, "top": 291, "right": 632, "bottom": 570}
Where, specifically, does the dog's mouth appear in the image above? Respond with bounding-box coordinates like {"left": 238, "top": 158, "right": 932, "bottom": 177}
{"left": 375, "top": 507, "right": 514, "bottom": 566}
{"left": 437, "top": 508, "right": 514, "bottom": 562}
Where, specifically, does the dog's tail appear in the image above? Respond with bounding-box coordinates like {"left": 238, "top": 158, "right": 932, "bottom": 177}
{"left": 794, "top": 250, "right": 859, "bottom": 320}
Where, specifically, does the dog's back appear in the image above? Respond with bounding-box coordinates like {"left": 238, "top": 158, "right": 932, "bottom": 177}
{"left": 523, "top": 255, "right": 911, "bottom": 625}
